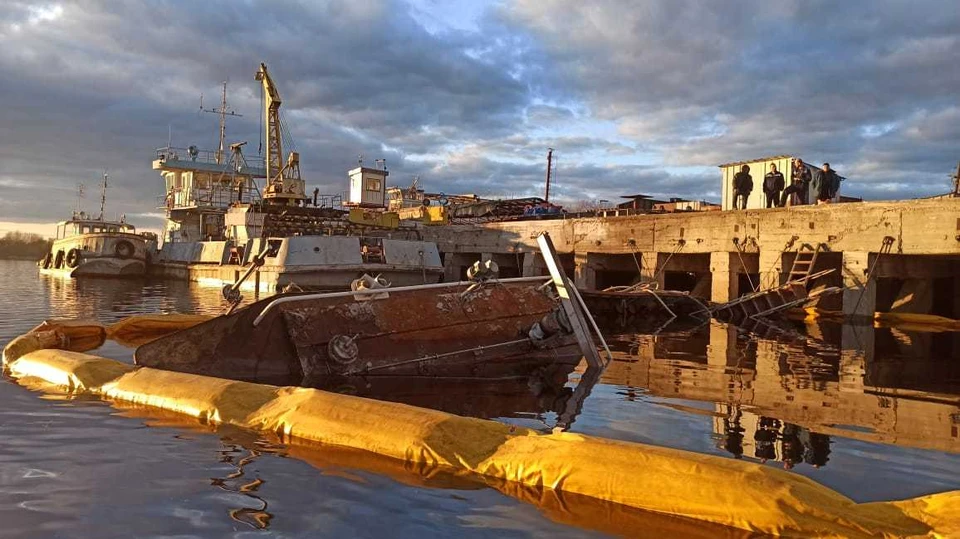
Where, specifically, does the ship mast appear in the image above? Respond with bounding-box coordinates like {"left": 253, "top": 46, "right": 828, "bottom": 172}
{"left": 75, "top": 183, "right": 85, "bottom": 216}
{"left": 99, "top": 172, "right": 108, "bottom": 220}
{"left": 200, "top": 81, "right": 241, "bottom": 165}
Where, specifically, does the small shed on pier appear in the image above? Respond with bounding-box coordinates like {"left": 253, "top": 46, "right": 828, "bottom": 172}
{"left": 719, "top": 155, "right": 828, "bottom": 210}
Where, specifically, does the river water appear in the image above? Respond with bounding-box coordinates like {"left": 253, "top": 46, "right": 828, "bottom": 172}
{"left": 1, "top": 258, "right": 959, "bottom": 537}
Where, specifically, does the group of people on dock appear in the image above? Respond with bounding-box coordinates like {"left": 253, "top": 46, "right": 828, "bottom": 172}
{"left": 732, "top": 159, "right": 841, "bottom": 210}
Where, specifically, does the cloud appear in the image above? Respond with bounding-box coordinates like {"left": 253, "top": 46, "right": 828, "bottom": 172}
{"left": 0, "top": 0, "right": 537, "bottom": 222}
{"left": 0, "top": 0, "right": 956, "bottom": 229}
{"left": 503, "top": 0, "right": 960, "bottom": 198}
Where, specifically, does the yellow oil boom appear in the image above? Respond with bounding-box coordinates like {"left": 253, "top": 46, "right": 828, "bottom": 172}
{"left": 256, "top": 62, "right": 306, "bottom": 205}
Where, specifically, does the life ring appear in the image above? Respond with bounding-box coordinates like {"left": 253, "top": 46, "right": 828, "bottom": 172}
{"left": 65, "top": 248, "right": 81, "bottom": 268}
{"left": 115, "top": 240, "right": 135, "bottom": 259}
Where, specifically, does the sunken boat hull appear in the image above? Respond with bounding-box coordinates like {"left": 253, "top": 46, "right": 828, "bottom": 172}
{"left": 134, "top": 278, "right": 584, "bottom": 386}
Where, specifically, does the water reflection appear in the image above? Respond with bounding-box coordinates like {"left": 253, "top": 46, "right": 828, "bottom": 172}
{"left": 6, "top": 259, "right": 960, "bottom": 525}
{"left": 210, "top": 440, "right": 279, "bottom": 529}
{"left": 599, "top": 319, "right": 960, "bottom": 456}
{"left": 311, "top": 363, "right": 605, "bottom": 432}
{"left": 716, "top": 405, "right": 833, "bottom": 469}
{"left": 117, "top": 407, "right": 751, "bottom": 539}
{"left": 38, "top": 272, "right": 227, "bottom": 321}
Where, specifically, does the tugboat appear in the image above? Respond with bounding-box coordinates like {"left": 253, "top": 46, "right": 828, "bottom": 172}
{"left": 38, "top": 174, "right": 155, "bottom": 278}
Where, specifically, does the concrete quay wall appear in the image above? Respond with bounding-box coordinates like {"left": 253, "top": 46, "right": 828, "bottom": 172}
{"left": 422, "top": 198, "right": 960, "bottom": 318}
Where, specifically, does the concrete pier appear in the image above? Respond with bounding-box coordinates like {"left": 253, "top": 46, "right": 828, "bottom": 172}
{"left": 423, "top": 198, "right": 960, "bottom": 318}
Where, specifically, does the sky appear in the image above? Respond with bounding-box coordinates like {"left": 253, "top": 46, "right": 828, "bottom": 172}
{"left": 1, "top": 0, "right": 958, "bottom": 236}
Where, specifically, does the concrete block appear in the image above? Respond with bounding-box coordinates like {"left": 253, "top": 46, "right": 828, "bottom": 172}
{"left": 710, "top": 252, "right": 739, "bottom": 303}
{"left": 574, "top": 252, "right": 597, "bottom": 290}
{"left": 758, "top": 250, "right": 784, "bottom": 290}
{"left": 841, "top": 251, "right": 876, "bottom": 319}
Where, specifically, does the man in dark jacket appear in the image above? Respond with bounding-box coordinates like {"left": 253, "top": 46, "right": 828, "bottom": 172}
{"left": 732, "top": 164, "right": 752, "bottom": 210}
{"left": 763, "top": 163, "right": 785, "bottom": 208}
{"left": 813, "top": 163, "right": 840, "bottom": 204}
{"left": 781, "top": 158, "right": 811, "bottom": 206}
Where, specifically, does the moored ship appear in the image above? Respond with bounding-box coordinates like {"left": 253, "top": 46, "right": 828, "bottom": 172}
{"left": 38, "top": 176, "right": 155, "bottom": 278}
{"left": 151, "top": 63, "right": 443, "bottom": 293}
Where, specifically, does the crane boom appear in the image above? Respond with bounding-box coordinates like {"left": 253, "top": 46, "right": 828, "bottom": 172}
{"left": 256, "top": 62, "right": 305, "bottom": 205}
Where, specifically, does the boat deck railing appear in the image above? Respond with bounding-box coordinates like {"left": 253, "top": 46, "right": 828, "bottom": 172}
{"left": 155, "top": 146, "right": 267, "bottom": 175}
{"left": 158, "top": 183, "right": 261, "bottom": 211}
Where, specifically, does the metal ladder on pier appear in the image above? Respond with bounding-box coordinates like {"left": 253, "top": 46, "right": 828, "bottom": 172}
{"left": 786, "top": 243, "right": 821, "bottom": 284}
{"left": 711, "top": 243, "right": 841, "bottom": 320}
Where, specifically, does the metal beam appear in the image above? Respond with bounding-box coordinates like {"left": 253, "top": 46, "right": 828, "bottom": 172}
{"left": 536, "top": 232, "right": 606, "bottom": 368}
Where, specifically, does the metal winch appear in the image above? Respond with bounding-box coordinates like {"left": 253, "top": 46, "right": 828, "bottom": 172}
{"left": 527, "top": 308, "right": 574, "bottom": 348}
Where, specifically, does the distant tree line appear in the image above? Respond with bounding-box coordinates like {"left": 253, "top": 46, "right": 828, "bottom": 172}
{"left": 0, "top": 231, "right": 52, "bottom": 260}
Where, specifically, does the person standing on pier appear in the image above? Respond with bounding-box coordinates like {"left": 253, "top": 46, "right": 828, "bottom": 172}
{"left": 763, "top": 164, "right": 785, "bottom": 208}
{"left": 733, "top": 165, "right": 753, "bottom": 209}
{"left": 781, "top": 158, "right": 811, "bottom": 206}
{"left": 813, "top": 163, "right": 840, "bottom": 204}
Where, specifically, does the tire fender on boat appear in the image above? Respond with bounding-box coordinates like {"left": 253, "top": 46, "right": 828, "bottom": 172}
{"left": 115, "top": 240, "right": 135, "bottom": 259}
{"left": 65, "top": 248, "right": 81, "bottom": 268}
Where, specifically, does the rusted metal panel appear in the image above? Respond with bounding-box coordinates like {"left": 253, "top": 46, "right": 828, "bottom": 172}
{"left": 282, "top": 284, "right": 571, "bottom": 381}
{"left": 135, "top": 280, "right": 582, "bottom": 386}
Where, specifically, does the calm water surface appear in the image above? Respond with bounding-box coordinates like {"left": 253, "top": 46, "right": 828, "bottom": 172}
{"left": 2, "top": 259, "right": 959, "bottom": 537}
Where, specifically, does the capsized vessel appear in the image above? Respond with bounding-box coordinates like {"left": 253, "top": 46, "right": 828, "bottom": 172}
{"left": 135, "top": 233, "right": 608, "bottom": 387}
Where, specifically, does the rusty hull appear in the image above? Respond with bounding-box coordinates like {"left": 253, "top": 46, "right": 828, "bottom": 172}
{"left": 135, "top": 281, "right": 582, "bottom": 385}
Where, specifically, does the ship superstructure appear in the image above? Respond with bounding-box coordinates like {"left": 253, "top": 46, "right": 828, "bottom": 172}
{"left": 151, "top": 63, "right": 443, "bottom": 293}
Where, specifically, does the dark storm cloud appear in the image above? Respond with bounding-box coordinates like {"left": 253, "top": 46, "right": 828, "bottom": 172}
{"left": 0, "top": 0, "right": 534, "bottom": 222}
{"left": 503, "top": 0, "right": 960, "bottom": 198}
{"left": 1, "top": 0, "right": 957, "bottom": 228}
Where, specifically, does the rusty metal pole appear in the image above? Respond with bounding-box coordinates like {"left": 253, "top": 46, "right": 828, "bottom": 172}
{"left": 536, "top": 232, "right": 609, "bottom": 367}
{"left": 545, "top": 148, "right": 554, "bottom": 202}
{"left": 953, "top": 161, "right": 960, "bottom": 196}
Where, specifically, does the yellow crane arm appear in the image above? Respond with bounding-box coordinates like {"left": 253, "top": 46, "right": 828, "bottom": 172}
{"left": 256, "top": 63, "right": 283, "bottom": 185}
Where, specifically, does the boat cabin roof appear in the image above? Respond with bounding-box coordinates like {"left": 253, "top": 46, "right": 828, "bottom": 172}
{"left": 56, "top": 216, "right": 136, "bottom": 239}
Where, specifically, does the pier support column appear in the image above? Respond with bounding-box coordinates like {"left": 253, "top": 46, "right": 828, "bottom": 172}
{"left": 710, "top": 252, "right": 739, "bottom": 303}
{"left": 574, "top": 252, "right": 598, "bottom": 290}
{"left": 758, "top": 250, "right": 783, "bottom": 290}
{"left": 839, "top": 324, "right": 871, "bottom": 392}
{"left": 706, "top": 322, "right": 738, "bottom": 368}
{"left": 521, "top": 252, "right": 541, "bottom": 278}
{"left": 443, "top": 256, "right": 460, "bottom": 282}
{"left": 640, "top": 252, "right": 665, "bottom": 290}
{"left": 442, "top": 253, "right": 478, "bottom": 282}
{"left": 842, "top": 251, "right": 876, "bottom": 320}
